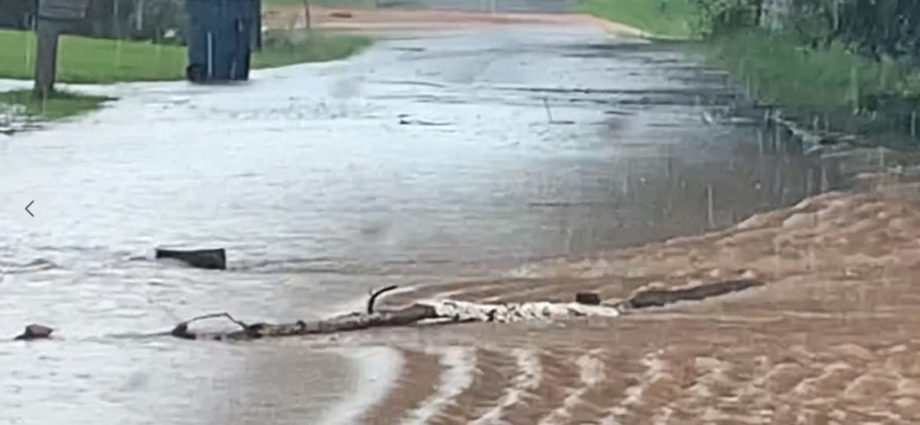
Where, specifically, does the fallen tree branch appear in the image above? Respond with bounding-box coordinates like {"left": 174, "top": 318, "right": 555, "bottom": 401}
{"left": 169, "top": 279, "right": 765, "bottom": 341}
{"left": 172, "top": 304, "right": 439, "bottom": 340}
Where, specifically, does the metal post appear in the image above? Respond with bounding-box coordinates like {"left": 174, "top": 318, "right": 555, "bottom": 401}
{"left": 136, "top": 0, "right": 145, "bottom": 32}
{"left": 206, "top": 31, "right": 214, "bottom": 78}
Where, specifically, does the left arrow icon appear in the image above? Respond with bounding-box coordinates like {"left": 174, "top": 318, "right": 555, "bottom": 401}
{"left": 25, "top": 200, "right": 34, "bottom": 217}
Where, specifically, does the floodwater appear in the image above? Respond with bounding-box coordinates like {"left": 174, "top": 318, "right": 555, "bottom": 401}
{"left": 0, "top": 24, "right": 837, "bottom": 424}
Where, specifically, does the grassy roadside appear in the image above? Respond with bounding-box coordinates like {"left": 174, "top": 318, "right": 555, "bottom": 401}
{"left": 0, "top": 90, "right": 112, "bottom": 120}
{"left": 704, "top": 30, "right": 920, "bottom": 112}
{"left": 576, "top": 0, "right": 697, "bottom": 39}
{"left": 582, "top": 0, "right": 920, "bottom": 147}
{"left": 0, "top": 29, "right": 371, "bottom": 83}
{"left": 0, "top": 28, "right": 370, "bottom": 121}
{"left": 704, "top": 31, "right": 920, "bottom": 146}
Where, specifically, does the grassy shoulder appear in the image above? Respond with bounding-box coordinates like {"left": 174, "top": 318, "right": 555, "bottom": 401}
{"left": 575, "top": 0, "right": 697, "bottom": 39}
{"left": 0, "top": 28, "right": 371, "bottom": 83}
{"left": 703, "top": 30, "right": 920, "bottom": 146}
{"left": 0, "top": 90, "right": 112, "bottom": 120}
{"left": 579, "top": 1, "right": 920, "bottom": 146}
{"left": 705, "top": 30, "right": 918, "bottom": 112}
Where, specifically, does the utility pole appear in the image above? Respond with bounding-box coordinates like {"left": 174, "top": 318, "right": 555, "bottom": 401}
{"left": 33, "top": 0, "right": 92, "bottom": 98}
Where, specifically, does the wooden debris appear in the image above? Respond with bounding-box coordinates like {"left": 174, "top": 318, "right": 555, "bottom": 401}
{"left": 624, "top": 279, "right": 763, "bottom": 310}
{"left": 575, "top": 292, "right": 601, "bottom": 305}
{"left": 169, "top": 278, "right": 765, "bottom": 341}
{"left": 155, "top": 248, "right": 226, "bottom": 270}
{"left": 171, "top": 304, "right": 438, "bottom": 340}
{"left": 367, "top": 285, "right": 399, "bottom": 314}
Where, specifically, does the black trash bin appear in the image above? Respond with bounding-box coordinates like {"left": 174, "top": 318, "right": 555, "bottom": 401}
{"left": 185, "top": 0, "right": 261, "bottom": 83}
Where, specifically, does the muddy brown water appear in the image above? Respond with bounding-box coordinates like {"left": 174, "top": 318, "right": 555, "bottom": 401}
{"left": 0, "top": 25, "right": 839, "bottom": 424}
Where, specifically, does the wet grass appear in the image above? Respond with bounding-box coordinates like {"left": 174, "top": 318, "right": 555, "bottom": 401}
{"left": 703, "top": 30, "right": 920, "bottom": 147}
{"left": 0, "top": 29, "right": 371, "bottom": 83}
{"left": 576, "top": 0, "right": 697, "bottom": 39}
{"left": 0, "top": 89, "right": 112, "bottom": 120}
{"left": 705, "top": 30, "right": 920, "bottom": 111}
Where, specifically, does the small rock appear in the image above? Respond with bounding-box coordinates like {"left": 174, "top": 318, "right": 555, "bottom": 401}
{"left": 14, "top": 324, "right": 54, "bottom": 340}
{"left": 740, "top": 269, "right": 758, "bottom": 279}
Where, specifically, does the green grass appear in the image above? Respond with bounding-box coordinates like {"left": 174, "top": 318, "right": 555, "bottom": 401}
{"left": 704, "top": 29, "right": 920, "bottom": 146}
{"left": 704, "top": 30, "right": 920, "bottom": 112}
{"left": 0, "top": 29, "right": 371, "bottom": 83}
{"left": 0, "top": 89, "right": 112, "bottom": 119}
{"left": 0, "top": 29, "right": 186, "bottom": 83}
{"left": 576, "top": 0, "right": 698, "bottom": 39}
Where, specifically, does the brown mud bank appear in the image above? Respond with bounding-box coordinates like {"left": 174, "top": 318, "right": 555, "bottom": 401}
{"left": 262, "top": 5, "right": 648, "bottom": 36}
{"left": 347, "top": 180, "right": 920, "bottom": 424}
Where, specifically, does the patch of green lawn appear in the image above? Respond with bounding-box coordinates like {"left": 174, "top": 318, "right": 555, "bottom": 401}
{"left": 0, "top": 28, "right": 371, "bottom": 83}
{"left": 0, "top": 89, "right": 112, "bottom": 119}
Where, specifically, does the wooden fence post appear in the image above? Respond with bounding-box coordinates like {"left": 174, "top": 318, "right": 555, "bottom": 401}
{"left": 32, "top": 0, "right": 92, "bottom": 98}
{"left": 33, "top": 19, "right": 62, "bottom": 98}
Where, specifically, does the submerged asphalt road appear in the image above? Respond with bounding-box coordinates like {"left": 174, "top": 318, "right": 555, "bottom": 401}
{"left": 0, "top": 24, "right": 832, "bottom": 425}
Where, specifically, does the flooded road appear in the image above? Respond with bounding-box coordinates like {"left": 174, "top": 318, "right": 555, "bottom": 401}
{"left": 0, "top": 24, "right": 834, "bottom": 424}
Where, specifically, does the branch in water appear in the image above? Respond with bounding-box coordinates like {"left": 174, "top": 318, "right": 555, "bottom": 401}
{"left": 170, "top": 312, "right": 250, "bottom": 340}
{"left": 367, "top": 285, "right": 399, "bottom": 314}
{"left": 168, "top": 279, "right": 765, "bottom": 341}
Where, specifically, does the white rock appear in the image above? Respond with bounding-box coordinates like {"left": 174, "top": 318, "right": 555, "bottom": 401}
{"left": 782, "top": 212, "right": 817, "bottom": 229}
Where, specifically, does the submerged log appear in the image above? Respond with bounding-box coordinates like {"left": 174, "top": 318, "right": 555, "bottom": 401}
{"left": 171, "top": 304, "right": 438, "bottom": 340}
{"left": 170, "top": 279, "right": 764, "bottom": 341}
{"left": 624, "top": 279, "right": 763, "bottom": 309}
{"left": 171, "top": 301, "right": 624, "bottom": 341}
{"left": 155, "top": 248, "right": 226, "bottom": 270}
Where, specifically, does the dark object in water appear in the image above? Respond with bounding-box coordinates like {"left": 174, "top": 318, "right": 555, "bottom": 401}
{"left": 626, "top": 279, "right": 763, "bottom": 309}
{"left": 155, "top": 248, "right": 226, "bottom": 270}
{"left": 14, "top": 324, "right": 54, "bottom": 340}
{"left": 574, "top": 292, "right": 601, "bottom": 305}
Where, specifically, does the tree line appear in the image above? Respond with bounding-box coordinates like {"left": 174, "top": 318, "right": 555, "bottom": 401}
{"left": 691, "top": 0, "right": 920, "bottom": 61}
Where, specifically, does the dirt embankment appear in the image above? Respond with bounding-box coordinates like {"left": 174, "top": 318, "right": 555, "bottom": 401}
{"left": 262, "top": 5, "right": 649, "bottom": 36}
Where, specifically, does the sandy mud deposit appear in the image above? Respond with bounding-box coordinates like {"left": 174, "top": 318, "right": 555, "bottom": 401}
{"left": 348, "top": 182, "right": 920, "bottom": 424}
